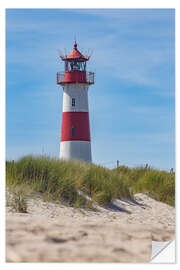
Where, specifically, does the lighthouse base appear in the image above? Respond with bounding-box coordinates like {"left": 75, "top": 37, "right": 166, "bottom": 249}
{"left": 60, "top": 141, "right": 92, "bottom": 163}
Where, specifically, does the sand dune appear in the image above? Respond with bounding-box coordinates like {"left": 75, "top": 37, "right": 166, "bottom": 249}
{"left": 6, "top": 193, "right": 175, "bottom": 262}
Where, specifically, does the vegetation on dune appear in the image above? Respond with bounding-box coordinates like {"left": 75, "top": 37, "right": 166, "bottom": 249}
{"left": 6, "top": 156, "right": 175, "bottom": 209}
{"left": 6, "top": 155, "right": 132, "bottom": 209}
{"left": 114, "top": 165, "right": 175, "bottom": 206}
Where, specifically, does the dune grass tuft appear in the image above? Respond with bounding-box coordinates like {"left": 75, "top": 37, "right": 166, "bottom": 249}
{"left": 6, "top": 186, "right": 28, "bottom": 213}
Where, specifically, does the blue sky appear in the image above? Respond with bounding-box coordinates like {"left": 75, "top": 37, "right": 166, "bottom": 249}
{"left": 6, "top": 9, "right": 175, "bottom": 170}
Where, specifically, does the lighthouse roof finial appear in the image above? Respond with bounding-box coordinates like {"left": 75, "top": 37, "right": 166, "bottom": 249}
{"left": 74, "top": 36, "right": 77, "bottom": 49}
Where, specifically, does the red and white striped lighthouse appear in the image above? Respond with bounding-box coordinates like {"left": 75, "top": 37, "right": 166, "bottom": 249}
{"left": 57, "top": 41, "right": 94, "bottom": 162}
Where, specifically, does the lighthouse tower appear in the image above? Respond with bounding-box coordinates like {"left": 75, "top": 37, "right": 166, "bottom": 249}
{"left": 57, "top": 41, "right": 94, "bottom": 162}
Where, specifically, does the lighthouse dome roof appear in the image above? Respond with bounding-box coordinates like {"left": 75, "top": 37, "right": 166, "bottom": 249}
{"left": 61, "top": 42, "right": 89, "bottom": 61}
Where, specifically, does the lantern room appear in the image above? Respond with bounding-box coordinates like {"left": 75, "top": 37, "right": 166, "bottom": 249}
{"left": 57, "top": 42, "right": 94, "bottom": 85}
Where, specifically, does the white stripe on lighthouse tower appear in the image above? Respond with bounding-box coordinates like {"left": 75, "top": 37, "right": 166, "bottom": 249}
{"left": 62, "top": 84, "right": 89, "bottom": 112}
{"left": 60, "top": 83, "right": 92, "bottom": 162}
{"left": 60, "top": 141, "right": 92, "bottom": 162}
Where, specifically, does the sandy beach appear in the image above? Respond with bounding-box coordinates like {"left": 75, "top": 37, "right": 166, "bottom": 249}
{"left": 6, "top": 193, "right": 175, "bottom": 262}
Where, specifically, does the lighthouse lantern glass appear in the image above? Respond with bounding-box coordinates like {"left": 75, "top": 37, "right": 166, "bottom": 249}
{"left": 65, "top": 60, "right": 86, "bottom": 72}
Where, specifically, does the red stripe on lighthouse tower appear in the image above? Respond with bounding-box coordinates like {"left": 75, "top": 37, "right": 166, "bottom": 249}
{"left": 61, "top": 112, "right": 90, "bottom": 141}
{"left": 57, "top": 41, "right": 94, "bottom": 163}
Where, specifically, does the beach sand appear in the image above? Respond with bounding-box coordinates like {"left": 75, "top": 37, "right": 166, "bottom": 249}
{"left": 6, "top": 193, "right": 175, "bottom": 262}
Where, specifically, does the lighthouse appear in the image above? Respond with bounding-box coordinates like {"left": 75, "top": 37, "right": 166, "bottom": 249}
{"left": 57, "top": 41, "right": 94, "bottom": 162}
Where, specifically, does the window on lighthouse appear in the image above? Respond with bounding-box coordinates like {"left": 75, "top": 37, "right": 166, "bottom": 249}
{"left": 72, "top": 127, "right": 75, "bottom": 137}
{"left": 72, "top": 98, "right": 75, "bottom": 107}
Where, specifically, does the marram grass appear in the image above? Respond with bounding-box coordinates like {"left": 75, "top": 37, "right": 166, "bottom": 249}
{"left": 6, "top": 186, "right": 28, "bottom": 213}
{"left": 6, "top": 156, "right": 175, "bottom": 209}
{"left": 114, "top": 165, "right": 175, "bottom": 206}
{"left": 6, "top": 155, "right": 132, "bottom": 209}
